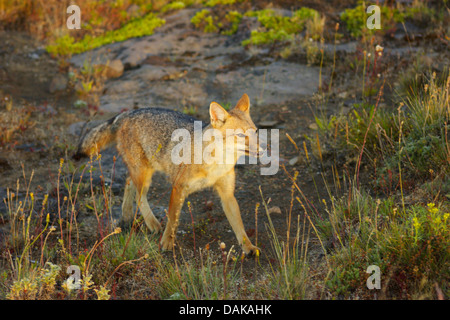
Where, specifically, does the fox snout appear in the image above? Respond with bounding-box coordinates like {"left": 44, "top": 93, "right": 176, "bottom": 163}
{"left": 257, "top": 140, "right": 267, "bottom": 157}
{"left": 247, "top": 143, "right": 266, "bottom": 158}
{"left": 246, "top": 132, "right": 267, "bottom": 158}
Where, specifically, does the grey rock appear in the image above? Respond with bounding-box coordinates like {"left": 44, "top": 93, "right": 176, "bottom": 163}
{"left": 104, "top": 59, "right": 124, "bottom": 78}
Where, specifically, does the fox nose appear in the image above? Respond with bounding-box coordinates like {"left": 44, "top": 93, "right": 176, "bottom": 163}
{"left": 257, "top": 142, "right": 267, "bottom": 157}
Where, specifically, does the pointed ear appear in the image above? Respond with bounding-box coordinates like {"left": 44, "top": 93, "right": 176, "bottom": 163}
{"left": 234, "top": 93, "right": 250, "bottom": 112}
{"left": 210, "top": 102, "right": 229, "bottom": 127}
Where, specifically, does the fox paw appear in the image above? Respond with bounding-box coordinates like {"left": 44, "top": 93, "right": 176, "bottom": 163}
{"left": 160, "top": 235, "right": 175, "bottom": 251}
{"left": 244, "top": 245, "right": 261, "bottom": 257}
{"left": 145, "top": 218, "right": 162, "bottom": 233}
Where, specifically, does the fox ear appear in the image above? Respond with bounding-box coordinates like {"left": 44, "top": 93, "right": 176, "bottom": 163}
{"left": 235, "top": 93, "right": 250, "bottom": 112}
{"left": 210, "top": 102, "right": 229, "bottom": 127}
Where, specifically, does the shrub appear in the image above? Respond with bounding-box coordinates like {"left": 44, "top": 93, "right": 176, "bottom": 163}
{"left": 320, "top": 187, "right": 449, "bottom": 298}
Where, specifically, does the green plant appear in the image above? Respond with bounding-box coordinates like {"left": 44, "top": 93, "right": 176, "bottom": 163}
{"left": 242, "top": 8, "right": 322, "bottom": 46}
{"left": 47, "top": 13, "right": 165, "bottom": 56}
{"left": 160, "top": 1, "right": 186, "bottom": 13}
{"left": 191, "top": 9, "right": 219, "bottom": 33}
{"left": 7, "top": 262, "right": 61, "bottom": 300}
{"left": 403, "top": 0, "right": 439, "bottom": 26}
{"left": 317, "top": 183, "right": 449, "bottom": 298}
{"left": 390, "top": 74, "right": 450, "bottom": 177}
{"left": 221, "top": 11, "right": 243, "bottom": 35}
{"left": 204, "top": 0, "right": 237, "bottom": 7}
{"left": 158, "top": 246, "right": 241, "bottom": 299}
{"left": 70, "top": 59, "right": 110, "bottom": 106}
{"left": 260, "top": 176, "right": 310, "bottom": 300}
{"left": 341, "top": 2, "right": 404, "bottom": 38}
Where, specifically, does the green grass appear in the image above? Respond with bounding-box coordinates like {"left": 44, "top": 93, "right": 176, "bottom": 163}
{"left": 318, "top": 187, "right": 449, "bottom": 298}
{"left": 329, "top": 72, "right": 450, "bottom": 184}
{"left": 305, "top": 58, "right": 450, "bottom": 298}
{"left": 0, "top": 156, "right": 311, "bottom": 300}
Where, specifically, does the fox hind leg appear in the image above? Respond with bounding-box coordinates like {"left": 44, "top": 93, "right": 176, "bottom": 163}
{"left": 136, "top": 185, "right": 161, "bottom": 233}
{"left": 130, "top": 167, "right": 162, "bottom": 233}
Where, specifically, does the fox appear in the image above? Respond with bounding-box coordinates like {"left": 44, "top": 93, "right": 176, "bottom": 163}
{"left": 73, "top": 93, "right": 263, "bottom": 256}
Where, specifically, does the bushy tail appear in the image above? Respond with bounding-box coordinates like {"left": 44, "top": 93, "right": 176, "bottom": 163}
{"left": 72, "top": 116, "right": 118, "bottom": 160}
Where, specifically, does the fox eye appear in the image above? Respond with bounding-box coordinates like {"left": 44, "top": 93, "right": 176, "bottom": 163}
{"left": 236, "top": 133, "right": 246, "bottom": 138}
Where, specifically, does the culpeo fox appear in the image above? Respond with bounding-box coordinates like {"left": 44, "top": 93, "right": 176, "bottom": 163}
{"left": 73, "top": 94, "right": 263, "bottom": 255}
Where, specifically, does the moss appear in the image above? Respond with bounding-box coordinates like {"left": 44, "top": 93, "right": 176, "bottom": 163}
{"left": 242, "top": 29, "right": 294, "bottom": 46}
{"left": 204, "top": 0, "right": 238, "bottom": 7}
{"left": 47, "top": 13, "right": 165, "bottom": 56}
{"left": 242, "top": 8, "right": 321, "bottom": 46}
{"left": 221, "top": 11, "right": 243, "bottom": 35}
{"left": 191, "top": 9, "right": 220, "bottom": 33}
{"left": 340, "top": 1, "right": 438, "bottom": 38}
{"left": 160, "top": 1, "right": 186, "bottom": 13}
{"left": 190, "top": 6, "right": 321, "bottom": 45}
{"left": 191, "top": 8, "right": 242, "bottom": 35}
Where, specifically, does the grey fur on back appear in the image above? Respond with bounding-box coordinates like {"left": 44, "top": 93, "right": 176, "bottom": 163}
{"left": 73, "top": 107, "right": 208, "bottom": 161}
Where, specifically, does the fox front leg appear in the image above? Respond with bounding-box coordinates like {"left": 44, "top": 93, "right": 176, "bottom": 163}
{"left": 214, "top": 171, "right": 260, "bottom": 256}
{"left": 161, "top": 186, "right": 186, "bottom": 251}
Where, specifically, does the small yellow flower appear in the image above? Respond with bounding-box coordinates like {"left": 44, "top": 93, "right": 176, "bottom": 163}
{"left": 220, "top": 242, "right": 226, "bottom": 250}
{"left": 42, "top": 194, "right": 48, "bottom": 206}
{"left": 413, "top": 217, "right": 420, "bottom": 230}
{"left": 427, "top": 203, "right": 439, "bottom": 214}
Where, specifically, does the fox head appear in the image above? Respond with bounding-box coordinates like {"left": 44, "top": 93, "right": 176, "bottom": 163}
{"left": 208, "top": 94, "right": 266, "bottom": 162}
